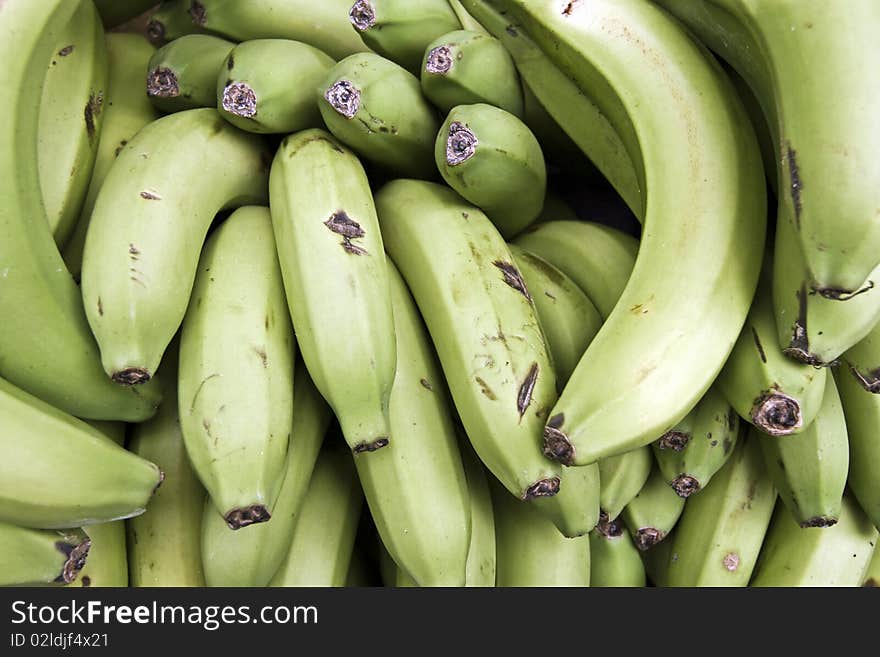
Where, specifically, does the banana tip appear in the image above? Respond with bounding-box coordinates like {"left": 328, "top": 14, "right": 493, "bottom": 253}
{"left": 752, "top": 393, "right": 802, "bottom": 436}
{"left": 224, "top": 505, "right": 271, "bottom": 530}
{"left": 111, "top": 367, "right": 152, "bottom": 386}
{"left": 657, "top": 430, "right": 690, "bottom": 452}
{"left": 56, "top": 539, "right": 91, "bottom": 584}
{"left": 595, "top": 512, "right": 625, "bottom": 538}
{"left": 799, "top": 516, "right": 838, "bottom": 529}
{"left": 352, "top": 437, "right": 390, "bottom": 454}
{"left": 349, "top": 0, "right": 376, "bottom": 31}
{"left": 671, "top": 475, "right": 701, "bottom": 498}
{"left": 147, "top": 67, "right": 180, "bottom": 99}
{"left": 634, "top": 528, "right": 665, "bottom": 551}
{"left": 542, "top": 424, "right": 574, "bottom": 465}
{"left": 523, "top": 477, "right": 560, "bottom": 500}
{"left": 222, "top": 82, "right": 257, "bottom": 118}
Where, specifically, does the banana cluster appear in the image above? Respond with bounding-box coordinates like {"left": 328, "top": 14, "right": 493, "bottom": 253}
{"left": 1, "top": 0, "right": 878, "bottom": 588}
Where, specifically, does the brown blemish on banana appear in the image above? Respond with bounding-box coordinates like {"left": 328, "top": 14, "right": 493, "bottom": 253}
{"left": 189, "top": 1, "right": 207, "bottom": 25}
{"left": 849, "top": 364, "right": 880, "bottom": 393}
{"left": 784, "top": 284, "right": 825, "bottom": 365}
{"left": 562, "top": 1, "right": 582, "bottom": 16}
{"left": 523, "top": 477, "right": 560, "bottom": 500}
{"left": 139, "top": 190, "right": 161, "bottom": 201}
{"left": 475, "top": 376, "right": 496, "bottom": 400}
{"left": 225, "top": 505, "right": 271, "bottom": 530}
{"left": 253, "top": 345, "right": 268, "bottom": 368}
{"left": 325, "top": 80, "right": 360, "bottom": 118}
{"left": 814, "top": 279, "right": 875, "bottom": 301}
{"left": 146, "top": 20, "right": 166, "bottom": 45}
{"left": 84, "top": 92, "right": 103, "bottom": 144}
{"left": 752, "top": 391, "right": 802, "bottom": 435}
{"left": 426, "top": 45, "right": 454, "bottom": 74}
{"left": 595, "top": 511, "right": 625, "bottom": 538}
{"left": 114, "top": 139, "right": 128, "bottom": 157}
{"left": 420, "top": 378, "right": 433, "bottom": 391}
{"left": 349, "top": 0, "right": 376, "bottom": 31}
{"left": 493, "top": 260, "right": 531, "bottom": 301}
{"left": 226, "top": 53, "right": 234, "bottom": 70}
{"left": 672, "top": 475, "right": 700, "bottom": 498}
{"left": 97, "top": 297, "right": 103, "bottom": 316}
{"left": 353, "top": 437, "right": 390, "bottom": 454}
{"left": 657, "top": 430, "right": 690, "bottom": 452}
{"left": 722, "top": 552, "right": 740, "bottom": 572}
{"left": 800, "top": 516, "right": 838, "bottom": 529}
{"left": 59, "top": 45, "right": 74, "bottom": 56}
{"left": 81, "top": 576, "right": 91, "bottom": 587}
{"left": 55, "top": 539, "right": 91, "bottom": 584}
{"left": 222, "top": 82, "right": 257, "bottom": 118}
{"left": 634, "top": 528, "right": 664, "bottom": 551}
{"left": 517, "top": 362, "right": 539, "bottom": 419}
{"left": 543, "top": 413, "right": 574, "bottom": 465}
{"left": 446, "top": 121, "right": 478, "bottom": 165}
{"left": 751, "top": 326, "right": 767, "bottom": 363}
{"left": 112, "top": 367, "right": 151, "bottom": 385}
{"left": 189, "top": 373, "right": 220, "bottom": 412}
{"left": 324, "top": 210, "right": 368, "bottom": 255}
{"left": 786, "top": 144, "right": 802, "bottom": 228}
{"left": 147, "top": 67, "right": 179, "bottom": 98}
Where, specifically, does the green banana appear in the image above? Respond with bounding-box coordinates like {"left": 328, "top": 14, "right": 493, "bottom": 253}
{"left": 178, "top": 206, "right": 295, "bottom": 529}
{"left": 94, "top": 0, "right": 159, "bottom": 29}
{"left": 317, "top": 52, "right": 440, "bottom": 179}
{"left": 62, "top": 32, "right": 159, "bottom": 283}
{"left": 127, "top": 344, "right": 206, "bottom": 587}
{"left": 715, "top": 261, "right": 827, "bottom": 437}
{"left": 863, "top": 541, "right": 880, "bottom": 587}
{"left": 459, "top": 435, "right": 496, "bottom": 586}
{"left": 652, "top": 386, "right": 740, "bottom": 498}
{"left": 147, "top": 0, "right": 204, "bottom": 45}
{"left": 217, "top": 39, "right": 336, "bottom": 134}
{"left": 620, "top": 465, "right": 685, "bottom": 551}
{"left": 38, "top": 0, "right": 108, "bottom": 248}
{"left": 378, "top": 540, "right": 418, "bottom": 587}
{"left": 490, "top": 0, "right": 766, "bottom": 468}
{"left": 589, "top": 514, "right": 646, "bottom": 587}
{"left": 201, "top": 362, "right": 330, "bottom": 586}
{"left": 0, "top": 524, "right": 90, "bottom": 587}
{"left": 375, "top": 179, "right": 561, "bottom": 501}
{"left": 0, "top": 374, "right": 163, "bottom": 530}
{"left": 146, "top": 34, "right": 235, "bottom": 113}
{"left": 640, "top": 528, "right": 674, "bottom": 588}
{"left": 597, "top": 447, "right": 653, "bottom": 522}
{"left": 420, "top": 29, "right": 523, "bottom": 117}
{"left": 750, "top": 494, "right": 878, "bottom": 587}
{"left": 841, "top": 319, "right": 880, "bottom": 394}
{"left": 436, "top": 103, "right": 546, "bottom": 239}
{"left": 759, "top": 375, "right": 848, "bottom": 528}
{"left": 664, "top": 436, "right": 777, "bottom": 587}
{"left": 657, "top": 0, "right": 880, "bottom": 296}
{"left": 0, "top": 0, "right": 162, "bottom": 422}
{"left": 535, "top": 191, "right": 579, "bottom": 224}
{"left": 492, "top": 479, "right": 590, "bottom": 587}
{"left": 268, "top": 129, "right": 396, "bottom": 455}
{"left": 81, "top": 107, "right": 270, "bottom": 385}
{"left": 348, "top": 0, "right": 462, "bottom": 75}
{"left": 448, "top": 0, "right": 490, "bottom": 34}
{"left": 460, "top": 0, "right": 643, "bottom": 220}
{"left": 834, "top": 361, "right": 880, "bottom": 530}
{"left": 355, "top": 259, "right": 472, "bottom": 586}
{"left": 269, "top": 440, "right": 364, "bottom": 587}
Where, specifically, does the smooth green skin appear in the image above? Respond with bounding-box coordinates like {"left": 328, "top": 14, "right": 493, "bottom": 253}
{"left": 834, "top": 364, "right": 880, "bottom": 531}
{"left": 38, "top": 0, "right": 107, "bottom": 248}
{"left": 146, "top": 0, "right": 205, "bottom": 46}
{"left": 598, "top": 447, "right": 653, "bottom": 521}
{"left": 0, "top": 374, "right": 162, "bottom": 529}
{"left": 420, "top": 30, "right": 523, "bottom": 117}
{"left": 127, "top": 347, "right": 207, "bottom": 587}
{"left": 147, "top": 34, "right": 235, "bottom": 113}
{"left": 0, "top": 525, "right": 89, "bottom": 587}
{"left": 716, "top": 263, "right": 827, "bottom": 436}
{"left": 217, "top": 38, "right": 336, "bottom": 134}
{"left": 760, "top": 373, "right": 848, "bottom": 528}
{"left": 352, "top": 0, "right": 462, "bottom": 75}
{"left": 462, "top": 0, "right": 642, "bottom": 220}
{"left": 379, "top": 541, "right": 418, "bottom": 587}
{"left": 201, "top": 363, "right": 330, "bottom": 587}
{"left": 513, "top": 220, "right": 637, "bottom": 319}
{"left": 178, "top": 206, "right": 295, "bottom": 523}
{"left": 269, "top": 129, "right": 395, "bottom": 453}
{"left": 375, "top": 179, "right": 561, "bottom": 501}
{"left": 640, "top": 529, "right": 674, "bottom": 587}
{"left": 863, "top": 541, "right": 880, "bottom": 587}
{"left": 459, "top": 437, "right": 496, "bottom": 586}
{"left": 841, "top": 316, "right": 880, "bottom": 394}
{"left": 589, "top": 522, "right": 647, "bottom": 587}
{"left": 94, "top": 0, "right": 158, "bottom": 28}
{"left": 63, "top": 32, "right": 159, "bottom": 283}
{"left": 356, "top": 260, "right": 471, "bottom": 586}
{"left": 492, "top": 479, "right": 590, "bottom": 587}
{"left": 317, "top": 52, "right": 439, "bottom": 179}
{"left": 495, "top": 0, "right": 766, "bottom": 467}
{"left": 269, "top": 442, "right": 364, "bottom": 587}
{"left": 448, "top": 0, "right": 490, "bottom": 35}
{"left": 196, "top": 0, "right": 369, "bottom": 61}
{"left": 81, "top": 108, "right": 270, "bottom": 382}
{"left": 535, "top": 191, "right": 579, "bottom": 224}
{"left": 0, "top": 0, "right": 161, "bottom": 422}
{"left": 652, "top": 386, "right": 740, "bottom": 498}
{"left": 750, "top": 494, "right": 878, "bottom": 587}
{"left": 621, "top": 466, "right": 685, "bottom": 549}
{"left": 772, "top": 201, "right": 880, "bottom": 366}
{"left": 437, "top": 103, "right": 546, "bottom": 239}
{"left": 665, "top": 436, "right": 777, "bottom": 587}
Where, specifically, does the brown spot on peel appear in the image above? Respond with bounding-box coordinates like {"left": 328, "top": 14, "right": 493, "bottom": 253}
{"left": 517, "top": 362, "right": 539, "bottom": 418}
{"left": 111, "top": 367, "right": 151, "bottom": 386}
{"left": 657, "top": 430, "right": 690, "bottom": 452}
{"left": 850, "top": 364, "right": 880, "bottom": 394}
{"left": 672, "top": 475, "right": 701, "bottom": 498}
{"left": 784, "top": 284, "right": 824, "bottom": 365}
{"left": 722, "top": 552, "right": 740, "bottom": 571}
{"left": 224, "top": 505, "right": 271, "bottom": 530}
{"left": 147, "top": 67, "right": 179, "bottom": 98}
{"left": 97, "top": 297, "right": 103, "bottom": 316}
{"left": 325, "top": 210, "right": 368, "bottom": 255}
{"left": 446, "top": 121, "right": 478, "bottom": 165}
{"left": 543, "top": 413, "right": 574, "bottom": 465}
{"left": 595, "top": 511, "right": 625, "bottom": 538}
{"left": 352, "top": 437, "right": 390, "bottom": 454}
{"left": 59, "top": 45, "right": 74, "bottom": 56}
{"left": 426, "top": 45, "right": 454, "bottom": 74}
{"left": 84, "top": 92, "right": 103, "bottom": 144}
{"left": 146, "top": 20, "right": 166, "bottom": 45}
{"left": 800, "top": 516, "right": 838, "bottom": 528}
{"left": 751, "top": 326, "right": 767, "bottom": 363}
{"left": 475, "top": 376, "right": 496, "bottom": 400}
{"left": 493, "top": 260, "right": 531, "bottom": 300}
{"left": 523, "top": 477, "right": 560, "bottom": 500}
{"left": 420, "top": 378, "right": 433, "bottom": 391}
{"left": 787, "top": 144, "right": 802, "bottom": 228}
{"left": 55, "top": 539, "right": 91, "bottom": 584}
{"left": 140, "top": 191, "right": 161, "bottom": 200}
{"left": 814, "top": 280, "right": 875, "bottom": 301}
{"left": 189, "top": 0, "right": 207, "bottom": 25}
{"left": 752, "top": 392, "right": 802, "bottom": 436}
{"left": 349, "top": 0, "right": 376, "bottom": 31}
{"left": 634, "top": 528, "right": 664, "bottom": 551}
{"left": 222, "top": 82, "right": 257, "bottom": 118}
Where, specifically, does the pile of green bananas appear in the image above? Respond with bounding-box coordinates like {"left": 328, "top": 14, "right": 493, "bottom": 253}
{"left": 2, "top": 0, "right": 879, "bottom": 588}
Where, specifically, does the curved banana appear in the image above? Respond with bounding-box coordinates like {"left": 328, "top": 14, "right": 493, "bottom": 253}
{"left": 589, "top": 514, "right": 646, "bottom": 587}
{"left": 146, "top": 34, "right": 235, "bottom": 113}
{"left": 201, "top": 362, "right": 331, "bottom": 587}
{"left": 0, "top": 0, "right": 162, "bottom": 422}
{"left": 378, "top": 541, "right": 418, "bottom": 587}
{"left": 491, "top": 0, "right": 766, "bottom": 468}
{"left": 597, "top": 447, "right": 653, "bottom": 522}
{"left": 841, "top": 319, "right": 880, "bottom": 394}
{"left": 620, "top": 465, "right": 685, "bottom": 551}
{"left": 375, "top": 179, "right": 561, "bottom": 501}
{"left": 268, "top": 129, "right": 396, "bottom": 454}
{"left": 81, "top": 107, "right": 270, "bottom": 385}
{"left": 62, "top": 32, "right": 159, "bottom": 284}
{"left": 0, "top": 524, "right": 90, "bottom": 587}
{"left": 459, "top": 435, "right": 496, "bottom": 586}
{"left": 750, "top": 494, "right": 878, "bottom": 587}
{"left": 147, "top": 0, "right": 204, "bottom": 45}
{"left": 38, "top": 0, "right": 107, "bottom": 248}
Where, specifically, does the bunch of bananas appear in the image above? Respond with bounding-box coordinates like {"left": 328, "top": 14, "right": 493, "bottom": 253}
{"left": 2, "top": 0, "right": 878, "bottom": 589}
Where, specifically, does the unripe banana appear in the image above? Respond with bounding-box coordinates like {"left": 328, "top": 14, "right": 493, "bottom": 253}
{"left": 863, "top": 543, "right": 880, "bottom": 587}
{"left": 147, "top": 0, "right": 204, "bottom": 46}
{"left": 375, "top": 179, "right": 561, "bottom": 501}
{"left": 0, "top": 524, "right": 90, "bottom": 587}
{"left": 269, "top": 440, "right": 364, "bottom": 587}
{"left": 652, "top": 386, "right": 740, "bottom": 499}
{"left": 318, "top": 53, "right": 440, "bottom": 179}
{"left": 640, "top": 529, "right": 674, "bottom": 588}
{"left": 127, "top": 345, "right": 206, "bottom": 587}
{"left": 841, "top": 319, "right": 880, "bottom": 394}
{"left": 535, "top": 191, "right": 579, "bottom": 225}
{"left": 589, "top": 514, "right": 646, "bottom": 587}
{"left": 178, "top": 206, "right": 295, "bottom": 529}
{"left": 420, "top": 30, "right": 523, "bottom": 117}
{"left": 38, "top": 0, "right": 108, "bottom": 248}
{"left": 355, "top": 259, "right": 471, "bottom": 586}
{"left": 716, "top": 262, "right": 827, "bottom": 437}
{"left": 94, "top": 0, "right": 158, "bottom": 29}
{"left": 269, "top": 129, "right": 395, "bottom": 454}
{"left": 378, "top": 541, "right": 418, "bottom": 587}
{"left": 597, "top": 447, "right": 653, "bottom": 522}
{"left": 201, "top": 362, "right": 331, "bottom": 586}
{"left": 665, "top": 436, "right": 777, "bottom": 587}
{"left": 759, "top": 375, "right": 848, "bottom": 528}
{"left": 448, "top": 0, "right": 490, "bottom": 35}
{"left": 620, "top": 465, "right": 685, "bottom": 551}
{"left": 217, "top": 39, "right": 335, "bottom": 134}
{"left": 81, "top": 107, "right": 270, "bottom": 385}
{"left": 192, "top": 0, "right": 369, "bottom": 61}
{"left": 0, "top": 374, "right": 163, "bottom": 530}
{"left": 146, "top": 34, "right": 235, "bottom": 113}
{"left": 750, "top": 494, "right": 878, "bottom": 587}
{"left": 459, "top": 436, "right": 496, "bottom": 587}
{"left": 436, "top": 103, "right": 546, "bottom": 239}
{"left": 348, "top": 0, "right": 461, "bottom": 75}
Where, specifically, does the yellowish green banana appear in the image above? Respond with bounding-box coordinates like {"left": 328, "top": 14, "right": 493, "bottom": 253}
{"left": 621, "top": 465, "right": 685, "bottom": 551}
{"left": 0, "top": 524, "right": 91, "bottom": 587}
{"left": 589, "top": 514, "right": 646, "bottom": 587}
{"left": 146, "top": 34, "right": 235, "bottom": 113}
